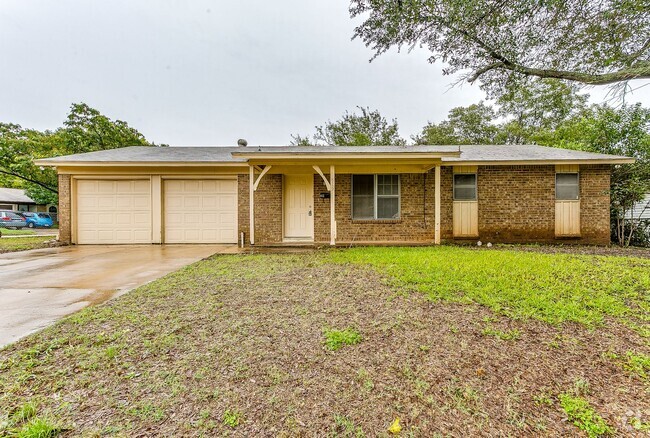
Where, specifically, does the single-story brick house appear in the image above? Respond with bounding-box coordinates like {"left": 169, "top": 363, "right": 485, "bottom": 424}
{"left": 36, "top": 144, "right": 633, "bottom": 246}
{"left": 0, "top": 187, "right": 58, "bottom": 220}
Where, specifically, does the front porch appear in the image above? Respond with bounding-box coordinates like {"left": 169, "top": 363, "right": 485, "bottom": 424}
{"left": 240, "top": 160, "right": 446, "bottom": 247}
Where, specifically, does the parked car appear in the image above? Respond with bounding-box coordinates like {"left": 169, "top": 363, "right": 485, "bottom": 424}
{"left": 20, "top": 212, "right": 54, "bottom": 228}
{"left": 0, "top": 210, "right": 27, "bottom": 229}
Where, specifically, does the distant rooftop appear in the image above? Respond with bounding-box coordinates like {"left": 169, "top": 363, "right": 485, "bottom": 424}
{"left": 0, "top": 188, "right": 36, "bottom": 204}
{"left": 35, "top": 144, "right": 634, "bottom": 165}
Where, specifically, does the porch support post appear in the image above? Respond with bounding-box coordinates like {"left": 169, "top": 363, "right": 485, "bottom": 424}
{"left": 330, "top": 165, "right": 336, "bottom": 246}
{"left": 253, "top": 165, "right": 272, "bottom": 191}
{"left": 312, "top": 165, "right": 331, "bottom": 191}
{"left": 434, "top": 164, "right": 441, "bottom": 244}
{"left": 249, "top": 165, "right": 255, "bottom": 245}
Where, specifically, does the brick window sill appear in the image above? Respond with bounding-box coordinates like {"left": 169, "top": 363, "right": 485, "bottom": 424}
{"left": 351, "top": 219, "right": 402, "bottom": 224}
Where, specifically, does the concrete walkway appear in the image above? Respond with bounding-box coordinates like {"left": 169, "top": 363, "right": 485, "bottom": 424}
{"left": 0, "top": 244, "right": 238, "bottom": 347}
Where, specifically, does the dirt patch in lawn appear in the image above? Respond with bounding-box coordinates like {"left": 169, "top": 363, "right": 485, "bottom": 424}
{"left": 1, "top": 253, "right": 648, "bottom": 436}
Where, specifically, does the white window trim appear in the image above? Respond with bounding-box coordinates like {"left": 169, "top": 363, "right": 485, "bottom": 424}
{"left": 352, "top": 174, "right": 401, "bottom": 220}
{"left": 555, "top": 172, "right": 580, "bottom": 201}
{"left": 453, "top": 173, "right": 478, "bottom": 201}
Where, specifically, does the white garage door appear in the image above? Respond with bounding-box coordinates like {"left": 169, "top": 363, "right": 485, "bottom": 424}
{"left": 76, "top": 179, "right": 152, "bottom": 244}
{"left": 163, "top": 179, "right": 237, "bottom": 243}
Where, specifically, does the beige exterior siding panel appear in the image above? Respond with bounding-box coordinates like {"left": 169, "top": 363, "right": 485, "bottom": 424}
{"left": 555, "top": 200, "right": 581, "bottom": 236}
{"left": 453, "top": 201, "right": 479, "bottom": 237}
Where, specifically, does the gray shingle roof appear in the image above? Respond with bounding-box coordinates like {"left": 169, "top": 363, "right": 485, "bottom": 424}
{"left": 35, "top": 144, "right": 633, "bottom": 165}
{"left": 446, "top": 144, "right": 631, "bottom": 163}
{"left": 232, "top": 145, "right": 461, "bottom": 154}
{"left": 37, "top": 146, "right": 247, "bottom": 163}
{"left": 0, "top": 188, "right": 36, "bottom": 204}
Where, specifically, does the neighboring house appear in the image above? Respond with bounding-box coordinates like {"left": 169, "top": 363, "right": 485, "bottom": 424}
{"left": 626, "top": 194, "right": 650, "bottom": 221}
{"left": 0, "top": 187, "right": 58, "bottom": 221}
{"left": 36, "top": 144, "right": 634, "bottom": 246}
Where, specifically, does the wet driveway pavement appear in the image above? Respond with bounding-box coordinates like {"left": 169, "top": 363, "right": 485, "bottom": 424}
{"left": 0, "top": 244, "right": 238, "bottom": 347}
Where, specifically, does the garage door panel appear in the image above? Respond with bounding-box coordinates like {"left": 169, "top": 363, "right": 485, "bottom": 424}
{"left": 163, "top": 179, "right": 237, "bottom": 243}
{"left": 133, "top": 180, "right": 150, "bottom": 191}
{"left": 184, "top": 181, "right": 201, "bottom": 191}
{"left": 76, "top": 179, "right": 152, "bottom": 244}
{"left": 202, "top": 196, "right": 218, "bottom": 208}
{"left": 219, "top": 195, "right": 236, "bottom": 208}
{"left": 77, "top": 196, "right": 98, "bottom": 209}
{"left": 165, "top": 196, "right": 183, "bottom": 209}
{"left": 220, "top": 212, "right": 235, "bottom": 224}
{"left": 97, "top": 181, "right": 116, "bottom": 193}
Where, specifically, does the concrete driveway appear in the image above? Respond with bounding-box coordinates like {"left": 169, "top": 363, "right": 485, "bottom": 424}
{"left": 0, "top": 244, "right": 238, "bottom": 347}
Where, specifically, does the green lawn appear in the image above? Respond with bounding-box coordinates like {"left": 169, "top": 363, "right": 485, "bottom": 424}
{"left": 0, "top": 228, "right": 35, "bottom": 236}
{"left": 0, "top": 236, "right": 55, "bottom": 253}
{"left": 1, "top": 247, "right": 649, "bottom": 436}
{"left": 331, "top": 246, "right": 650, "bottom": 332}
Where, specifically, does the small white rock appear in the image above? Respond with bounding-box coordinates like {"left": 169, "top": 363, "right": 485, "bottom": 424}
{"left": 477, "top": 241, "right": 482, "bottom": 246}
{"left": 486, "top": 242, "right": 492, "bottom": 248}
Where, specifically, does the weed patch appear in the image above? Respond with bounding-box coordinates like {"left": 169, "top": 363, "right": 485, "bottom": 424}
{"left": 323, "top": 328, "right": 362, "bottom": 351}
{"left": 482, "top": 327, "right": 521, "bottom": 341}
{"left": 559, "top": 393, "right": 613, "bottom": 437}
{"left": 223, "top": 409, "right": 241, "bottom": 428}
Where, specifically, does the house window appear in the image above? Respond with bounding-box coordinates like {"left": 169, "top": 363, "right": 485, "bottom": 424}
{"left": 453, "top": 174, "right": 477, "bottom": 201}
{"left": 556, "top": 173, "right": 579, "bottom": 200}
{"left": 352, "top": 174, "right": 400, "bottom": 220}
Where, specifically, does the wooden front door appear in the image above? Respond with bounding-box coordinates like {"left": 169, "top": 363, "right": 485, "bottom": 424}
{"left": 283, "top": 174, "right": 314, "bottom": 240}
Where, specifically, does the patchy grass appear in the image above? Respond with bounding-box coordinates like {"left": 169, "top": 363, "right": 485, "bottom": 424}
{"left": 0, "top": 248, "right": 649, "bottom": 435}
{"left": 0, "top": 236, "right": 55, "bottom": 253}
{"left": 0, "top": 402, "right": 63, "bottom": 438}
{"left": 329, "top": 246, "right": 650, "bottom": 330}
{"left": 559, "top": 393, "right": 614, "bottom": 437}
{"left": 323, "top": 327, "right": 362, "bottom": 351}
{"left": 482, "top": 327, "right": 521, "bottom": 341}
{"left": 606, "top": 350, "right": 650, "bottom": 381}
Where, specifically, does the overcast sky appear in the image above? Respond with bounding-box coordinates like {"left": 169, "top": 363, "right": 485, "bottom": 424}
{"left": 1, "top": 0, "right": 649, "bottom": 146}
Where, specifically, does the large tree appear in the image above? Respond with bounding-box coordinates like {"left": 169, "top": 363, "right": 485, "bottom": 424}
{"left": 350, "top": 0, "right": 650, "bottom": 98}
{"left": 0, "top": 103, "right": 153, "bottom": 202}
{"left": 413, "top": 102, "right": 499, "bottom": 144}
{"left": 291, "top": 107, "right": 406, "bottom": 146}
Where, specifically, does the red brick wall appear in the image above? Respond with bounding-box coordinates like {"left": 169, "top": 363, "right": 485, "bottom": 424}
{"left": 237, "top": 165, "right": 612, "bottom": 245}
{"left": 238, "top": 173, "right": 283, "bottom": 244}
{"left": 477, "top": 165, "right": 556, "bottom": 242}
{"left": 579, "top": 165, "right": 611, "bottom": 244}
{"left": 441, "top": 167, "right": 454, "bottom": 239}
{"left": 329, "top": 173, "right": 436, "bottom": 242}
{"left": 314, "top": 175, "right": 331, "bottom": 242}
{"left": 58, "top": 174, "right": 71, "bottom": 244}
{"left": 472, "top": 164, "right": 610, "bottom": 244}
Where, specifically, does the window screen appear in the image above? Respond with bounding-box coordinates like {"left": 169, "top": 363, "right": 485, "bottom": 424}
{"left": 556, "top": 173, "right": 579, "bottom": 200}
{"left": 453, "top": 174, "right": 477, "bottom": 201}
{"left": 352, "top": 174, "right": 400, "bottom": 219}
{"left": 352, "top": 175, "right": 375, "bottom": 219}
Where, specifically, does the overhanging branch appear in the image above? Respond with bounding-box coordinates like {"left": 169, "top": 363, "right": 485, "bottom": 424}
{"left": 0, "top": 169, "right": 58, "bottom": 194}
{"left": 470, "top": 61, "right": 650, "bottom": 85}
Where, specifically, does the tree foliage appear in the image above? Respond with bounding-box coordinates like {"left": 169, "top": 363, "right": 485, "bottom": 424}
{"left": 291, "top": 107, "right": 406, "bottom": 146}
{"left": 413, "top": 102, "right": 499, "bottom": 144}
{"left": 538, "top": 103, "right": 650, "bottom": 246}
{"left": 414, "top": 81, "right": 591, "bottom": 145}
{"left": 350, "top": 0, "right": 650, "bottom": 98}
{"left": 0, "top": 103, "right": 153, "bottom": 203}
